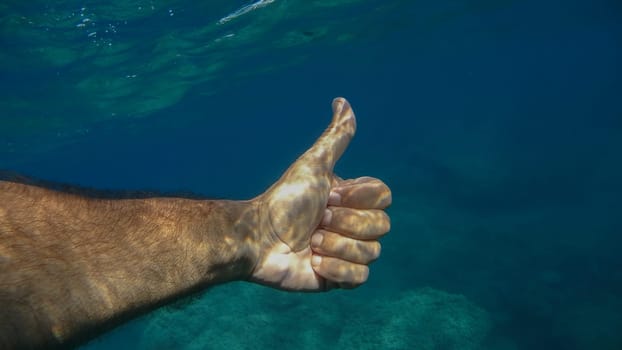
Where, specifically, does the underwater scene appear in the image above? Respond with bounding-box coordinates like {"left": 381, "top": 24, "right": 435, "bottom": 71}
{"left": 1, "top": 0, "right": 621, "bottom": 349}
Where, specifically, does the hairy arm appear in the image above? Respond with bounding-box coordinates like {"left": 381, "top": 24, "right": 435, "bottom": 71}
{"left": 0, "top": 180, "right": 258, "bottom": 349}
{"left": 0, "top": 97, "right": 392, "bottom": 349}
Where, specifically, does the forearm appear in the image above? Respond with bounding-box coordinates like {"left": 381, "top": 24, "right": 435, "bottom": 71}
{"left": 0, "top": 180, "right": 258, "bottom": 349}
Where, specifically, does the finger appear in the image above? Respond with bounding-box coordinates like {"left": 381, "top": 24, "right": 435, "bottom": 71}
{"left": 321, "top": 207, "right": 390, "bottom": 240}
{"left": 296, "top": 97, "right": 356, "bottom": 172}
{"left": 333, "top": 176, "right": 378, "bottom": 187}
{"left": 311, "top": 255, "right": 369, "bottom": 287}
{"left": 328, "top": 177, "right": 392, "bottom": 209}
{"left": 311, "top": 229, "right": 381, "bottom": 264}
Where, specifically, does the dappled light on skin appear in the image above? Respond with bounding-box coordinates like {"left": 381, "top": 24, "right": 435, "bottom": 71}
{"left": 325, "top": 207, "right": 390, "bottom": 239}
{"left": 312, "top": 229, "right": 381, "bottom": 264}
{"left": 264, "top": 98, "right": 356, "bottom": 253}
{"left": 249, "top": 98, "right": 391, "bottom": 291}
{"left": 330, "top": 176, "right": 393, "bottom": 209}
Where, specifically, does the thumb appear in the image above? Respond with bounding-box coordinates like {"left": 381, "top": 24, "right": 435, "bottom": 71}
{"left": 271, "top": 97, "right": 357, "bottom": 183}
{"left": 263, "top": 98, "right": 357, "bottom": 251}
{"left": 298, "top": 97, "right": 357, "bottom": 171}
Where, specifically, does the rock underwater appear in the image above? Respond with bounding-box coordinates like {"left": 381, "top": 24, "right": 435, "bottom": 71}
{"left": 139, "top": 285, "right": 491, "bottom": 350}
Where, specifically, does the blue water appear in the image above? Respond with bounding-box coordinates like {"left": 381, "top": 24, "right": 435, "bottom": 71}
{"left": 2, "top": 1, "right": 621, "bottom": 349}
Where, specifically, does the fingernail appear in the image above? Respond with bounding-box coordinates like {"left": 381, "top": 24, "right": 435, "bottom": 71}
{"left": 328, "top": 191, "right": 342, "bottom": 206}
{"left": 311, "top": 255, "right": 322, "bottom": 266}
{"left": 321, "top": 208, "right": 332, "bottom": 226}
{"left": 311, "top": 233, "right": 324, "bottom": 247}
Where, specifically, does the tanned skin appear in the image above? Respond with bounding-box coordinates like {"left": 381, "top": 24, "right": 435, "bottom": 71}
{"left": 0, "top": 98, "right": 392, "bottom": 349}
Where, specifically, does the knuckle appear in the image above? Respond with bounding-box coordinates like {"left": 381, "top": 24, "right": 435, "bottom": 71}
{"left": 372, "top": 241, "right": 382, "bottom": 260}
{"left": 361, "top": 240, "right": 381, "bottom": 263}
{"left": 355, "top": 265, "right": 370, "bottom": 284}
{"left": 381, "top": 211, "right": 391, "bottom": 232}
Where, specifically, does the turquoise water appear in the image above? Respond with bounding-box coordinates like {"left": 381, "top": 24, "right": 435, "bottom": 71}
{"left": 2, "top": 0, "right": 621, "bottom": 349}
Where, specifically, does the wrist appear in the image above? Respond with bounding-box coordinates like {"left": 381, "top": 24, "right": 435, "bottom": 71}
{"left": 201, "top": 198, "right": 261, "bottom": 283}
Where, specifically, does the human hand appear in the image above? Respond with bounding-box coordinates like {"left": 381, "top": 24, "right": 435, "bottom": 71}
{"left": 250, "top": 98, "right": 391, "bottom": 291}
